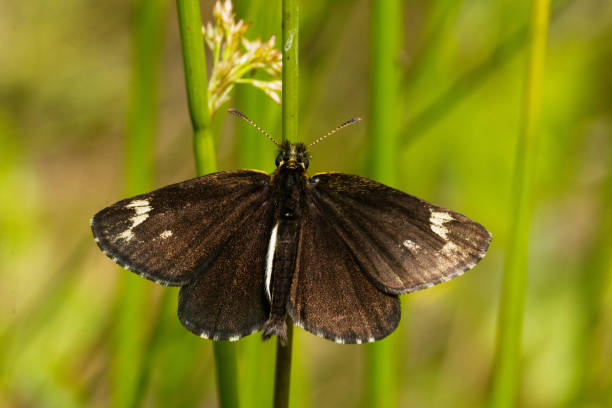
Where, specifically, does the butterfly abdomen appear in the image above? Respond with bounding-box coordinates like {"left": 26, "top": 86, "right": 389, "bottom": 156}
{"left": 263, "top": 167, "right": 307, "bottom": 343}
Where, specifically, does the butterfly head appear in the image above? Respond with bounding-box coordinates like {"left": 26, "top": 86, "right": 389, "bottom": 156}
{"left": 275, "top": 141, "right": 309, "bottom": 171}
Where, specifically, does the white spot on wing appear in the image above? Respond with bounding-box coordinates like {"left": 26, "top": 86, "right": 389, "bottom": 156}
{"left": 265, "top": 223, "right": 279, "bottom": 302}
{"left": 441, "top": 241, "right": 460, "bottom": 256}
{"left": 115, "top": 199, "right": 152, "bottom": 242}
{"left": 133, "top": 206, "right": 151, "bottom": 215}
{"left": 402, "top": 240, "right": 420, "bottom": 251}
{"left": 126, "top": 199, "right": 150, "bottom": 208}
{"left": 429, "top": 210, "right": 453, "bottom": 240}
{"left": 117, "top": 229, "right": 135, "bottom": 242}
{"left": 130, "top": 214, "right": 149, "bottom": 228}
{"left": 160, "top": 230, "right": 173, "bottom": 239}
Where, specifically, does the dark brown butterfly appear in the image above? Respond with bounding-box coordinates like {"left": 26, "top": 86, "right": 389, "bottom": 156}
{"left": 91, "top": 111, "right": 491, "bottom": 345}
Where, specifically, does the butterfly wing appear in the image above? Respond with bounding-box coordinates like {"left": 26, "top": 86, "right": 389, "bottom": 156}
{"left": 286, "top": 198, "right": 401, "bottom": 344}
{"left": 91, "top": 170, "right": 271, "bottom": 286}
{"left": 178, "top": 200, "right": 274, "bottom": 340}
{"left": 305, "top": 172, "right": 491, "bottom": 295}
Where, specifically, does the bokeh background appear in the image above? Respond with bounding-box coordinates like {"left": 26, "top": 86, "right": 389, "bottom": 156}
{"left": 2, "top": 0, "right": 612, "bottom": 407}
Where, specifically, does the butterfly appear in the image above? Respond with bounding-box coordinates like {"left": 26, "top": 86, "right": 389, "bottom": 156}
{"left": 91, "top": 110, "right": 491, "bottom": 345}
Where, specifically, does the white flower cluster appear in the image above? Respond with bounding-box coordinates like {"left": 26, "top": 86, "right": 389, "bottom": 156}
{"left": 203, "top": 0, "right": 282, "bottom": 114}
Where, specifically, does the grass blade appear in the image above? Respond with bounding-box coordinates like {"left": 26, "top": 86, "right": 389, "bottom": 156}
{"left": 281, "top": 0, "right": 299, "bottom": 144}
{"left": 366, "top": 0, "right": 402, "bottom": 407}
{"left": 489, "top": 0, "right": 551, "bottom": 407}
{"left": 176, "top": 1, "right": 239, "bottom": 407}
{"left": 112, "top": 0, "right": 167, "bottom": 406}
{"left": 176, "top": 0, "right": 217, "bottom": 176}
{"left": 271, "top": 0, "right": 299, "bottom": 407}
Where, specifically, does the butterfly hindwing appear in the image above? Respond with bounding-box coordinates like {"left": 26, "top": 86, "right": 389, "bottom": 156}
{"left": 91, "top": 170, "right": 271, "bottom": 286}
{"left": 178, "top": 200, "right": 274, "bottom": 341}
{"left": 287, "top": 196, "right": 401, "bottom": 344}
{"left": 307, "top": 172, "right": 491, "bottom": 294}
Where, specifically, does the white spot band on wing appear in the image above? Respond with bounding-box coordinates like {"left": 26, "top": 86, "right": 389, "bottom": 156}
{"left": 265, "top": 223, "right": 279, "bottom": 302}
{"left": 115, "top": 199, "right": 153, "bottom": 242}
{"left": 429, "top": 210, "right": 453, "bottom": 240}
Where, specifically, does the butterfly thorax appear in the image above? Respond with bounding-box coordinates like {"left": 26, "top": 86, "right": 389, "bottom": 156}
{"left": 271, "top": 141, "right": 309, "bottom": 220}
{"left": 262, "top": 141, "right": 309, "bottom": 343}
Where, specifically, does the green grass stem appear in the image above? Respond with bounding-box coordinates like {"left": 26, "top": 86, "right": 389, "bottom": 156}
{"left": 233, "top": 3, "right": 280, "bottom": 408}
{"left": 270, "top": 0, "right": 299, "bottom": 407}
{"left": 366, "top": 0, "right": 402, "bottom": 407}
{"left": 177, "top": 0, "right": 217, "bottom": 176}
{"left": 273, "top": 322, "right": 293, "bottom": 408}
{"left": 176, "top": 1, "right": 239, "bottom": 407}
{"left": 113, "top": 1, "right": 167, "bottom": 406}
{"left": 489, "top": 0, "right": 551, "bottom": 407}
{"left": 400, "top": 0, "right": 569, "bottom": 146}
{"left": 282, "top": 0, "right": 299, "bottom": 144}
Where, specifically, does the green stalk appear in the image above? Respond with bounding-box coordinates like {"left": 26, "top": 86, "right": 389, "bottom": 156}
{"left": 273, "top": 322, "right": 293, "bottom": 408}
{"left": 176, "top": 1, "right": 238, "bottom": 407}
{"left": 113, "top": 0, "right": 166, "bottom": 406}
{"left": 271, "top": 1, "right": 299, "bottom": 407}
{"left": 282, "top": 0, "right": 299, "bottom": 144}
{"left": 400, "top": 0, "right": 570, "bottom": 146}
{"left": 234, "top": 1, "right": 280, "bottom": 406}
{"left": 177, "top": 0, "right": 217, "bottom": 176}
{"left": 489, "top": 1, "right": 551, "bottom": 407}
{"left": 366, "top": 0, "right": 401, "bottom": 407}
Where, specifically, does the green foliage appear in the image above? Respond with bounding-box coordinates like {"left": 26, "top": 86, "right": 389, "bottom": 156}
{"left": 366, "top": 0, "right": 402, "bottom": 407}
{"left": 2, "top": 0, "right": 612, "bottom": 407}
{"left": 490, "top": 0, "right": 551, "bottom": 407}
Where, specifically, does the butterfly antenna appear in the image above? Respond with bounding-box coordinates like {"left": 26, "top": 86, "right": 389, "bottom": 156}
{"left": 228, "top": 109, "right": 280, "bottom": 147}
{"left": 307, "top": 117, "right": 362, "bottom": 149}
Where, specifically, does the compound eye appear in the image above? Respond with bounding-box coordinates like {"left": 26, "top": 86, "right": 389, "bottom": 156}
{"left": 275, "top": 154, "right": 282, "bottom": 167}
{"left": 303, "top": 156, "right": 309, "bottom": 169}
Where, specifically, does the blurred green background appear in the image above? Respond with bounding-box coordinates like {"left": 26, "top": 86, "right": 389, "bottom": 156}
{"left": 1, "top": 0, "right": 611, "bottom": 407}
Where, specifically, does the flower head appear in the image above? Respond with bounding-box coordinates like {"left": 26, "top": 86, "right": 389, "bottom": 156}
{"left": 203, "top": 0, "right": 282, "bottom": 114}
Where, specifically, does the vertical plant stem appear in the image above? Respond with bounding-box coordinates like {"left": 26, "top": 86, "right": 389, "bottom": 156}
{"left": 234, "top": 2, "right": 280, "bottom": 407}
{"left": 273, "top": 322, "right": 293, "bottom": 408}
{"left": 282, "top": 0, "right": 299, "bottom": 143}
{"left": 490, "top": 1, "right": 550, "bottom": 407}
{"left": 272, "top": 0, "right": 299, "bottom": 407}
{"left": 176, "top": 1, "right": 238, "bottom": 407}
{"left": 369, "top": 0, "right": 401, "bottom": 185}
{"left": 113, "top": 0, "right": 166, "bottom": 407}
{"left": 176, "top": 0, "right": 217, "bottom": 176}
{"left": 366, "top": 0, "right": 401, "bottom": 407}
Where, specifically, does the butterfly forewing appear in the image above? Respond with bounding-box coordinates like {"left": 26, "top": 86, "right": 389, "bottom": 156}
{"left": 178, "top": 200, "right": 274, "bottom": 341}
{"left": 287, "top": 197, "right": 401, "bottom": 344}
{"left": 91, "top": 170, "right": 271, "bottom": 285}
{"left": 307, "top": 173, "right": 491, "bottom": 294}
